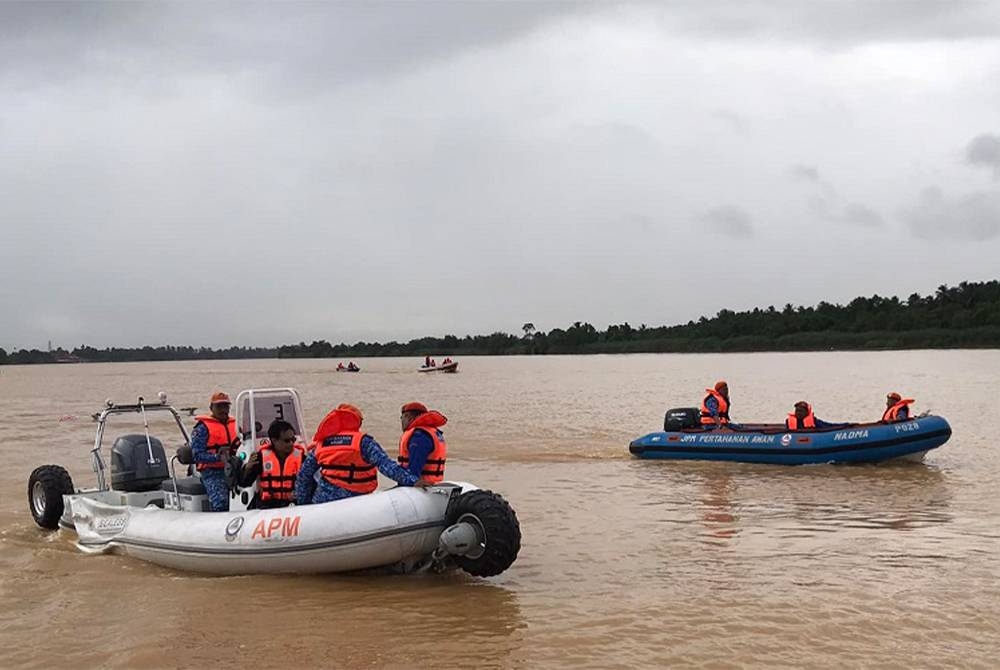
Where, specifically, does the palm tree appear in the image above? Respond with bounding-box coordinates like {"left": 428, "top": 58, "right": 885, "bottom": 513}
{"left": 522, "top": 323, "right": 536, "bottom": 338}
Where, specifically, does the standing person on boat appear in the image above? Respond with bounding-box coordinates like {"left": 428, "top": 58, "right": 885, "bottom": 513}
{"left": 700, "top": 381, "right": 732, "bottom": 428}
{"left": 294, "top": 403, "right": 430, "bottom": 505}
{"left": 238, "top": 420, "right": 305, "bottom": 509}
{"left": 191, "top": 392, "right": 240, "bottom": 512}
{"left": 398, "top": 401, "right": 448, "bottom": 483}
{"left": 881, "top": 392, "right": 914, "bottom": 422}
{"left": 784, "top": 401, "right": 843, "bottom": 430}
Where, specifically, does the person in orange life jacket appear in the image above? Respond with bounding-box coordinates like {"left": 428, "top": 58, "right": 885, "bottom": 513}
{"left": 701, "top": 381, "right": 738, "bottom": 428}
{"left": 337, "top": 362, "right": 345, "bottom": 371}
{"left": 294, "top": 403, "right": 432, "bottom": 505}
{"left": 882, "top": 392, "right": 914, "bottom": 422}
{"left": 190, "top": 391, "right": 240, "bottom": 512}
{"left": 785, "top": 401, "right": 841, "bottom": 430}
{"left": 398, "top": 401, "right": 448, "bottom": 482}
{"left": 238, "top": 420, "right": 304, "bottom": 509}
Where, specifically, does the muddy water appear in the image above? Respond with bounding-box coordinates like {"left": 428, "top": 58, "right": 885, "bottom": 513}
{"left": 1, "top": 352, "right": 998, "bottom": 668}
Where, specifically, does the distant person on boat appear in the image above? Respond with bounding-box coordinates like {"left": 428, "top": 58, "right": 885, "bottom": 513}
{"left": 398, "top": 401, "right": 448, "bottom": 482}
{"left": 191, "top": 391, "right": 240, "bottom": 512}
{"left": 348, "top": 362, "right": 359, "bottom": 371}
{"left": 442, "top": 357, "right": 452, "bottom": 365}
{"left": 881, "top": 392, "right": 914, "bottom": 422}
{"left": 424, "top": 355, "right": 433, "bottom": 367}
{"left": 337, "top": 362, "right": 345, "bottom": 371}
{"left": 294, "top": 403, "right": 431, "bottom": 505}
{"left": 238, "top": 420, "right": 304, "bottom": 509}
{"left": 785, "top": 401, "right": 842, "bottom": 430}
{"left": 700, "top": 381, "right": 732, "bottom": 428}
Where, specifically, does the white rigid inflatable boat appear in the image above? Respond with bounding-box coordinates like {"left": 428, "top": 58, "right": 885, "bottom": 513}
{"left": 29, "top": 389, "right": 521, "bottom": 578}
{"left": 70, "top": 482, "right": 517, "bottom": 576}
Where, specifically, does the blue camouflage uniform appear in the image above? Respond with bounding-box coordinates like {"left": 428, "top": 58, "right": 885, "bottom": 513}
{"left": 704, "top": 395, "right": 740, "bottom": 429}
{"left": 190, "top": 422, "right": 230, "bottom": 512}
{"left": 295, "top": 435, "right": 418, "bottom": 504}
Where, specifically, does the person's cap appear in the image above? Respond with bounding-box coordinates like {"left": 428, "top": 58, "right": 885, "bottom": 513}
{"left": 401, "top": 401, "right": 428, "bottom": 414}
{"left": 209, "top": 391, "right": 231, "bottom": 406}
{"left": 337, "top": 403, "right": 364, "bottom": 423}
{"left": 887, "top": 392, "right": 902, "bottom": 401}
{"left": 714, "top": 380, "right": 728, "bottom": 391}
{"left": 794, "top": 400, "right": 810, "bottom": 409}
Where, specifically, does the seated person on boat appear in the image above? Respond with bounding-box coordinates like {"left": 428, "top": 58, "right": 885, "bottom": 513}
{"left": 785, "top": 401, "right": 843, "bottom": 430}
{"left": 881, "top": 392, "right": 914, "bottom": 422}
{"left": 238, "top": 420, "right": 305, "bottom": 509}
{"left": 398, "top": 401, "right": 448, "bottom": 483}
{"left": 700, "top": 381, "right": 736, "bottom": 428}
{"left": 294, "top": 403, "right": 430, "bottom": 504}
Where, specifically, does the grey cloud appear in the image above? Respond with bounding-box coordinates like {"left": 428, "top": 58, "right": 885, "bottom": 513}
{"left": 649, "top": 0, "right": 1000, "bottom": 46}
{"left": 0, "top": 1, "right": 589, "bottom": 88}
{"left": 698, "top": 206, "right": 754, "bottom": 239}
{"left": 900, "top": 186, "right": 1000, "bottom": 240}
{"left": 808, "top": 196, "right": 883, "bottom": 228}
{"left": 841, "top": 203, "right": 884, "bottom": 228}
{"left": 966, "top": 133, "right": 1000, "bottom": 177}
{"left": 789, "top": 164, "right": 820, "bottom": 182}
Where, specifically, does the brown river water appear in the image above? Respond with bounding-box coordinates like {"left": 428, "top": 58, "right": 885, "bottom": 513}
{"left": 1, "top": 352, "right": 998, "bottom": 669}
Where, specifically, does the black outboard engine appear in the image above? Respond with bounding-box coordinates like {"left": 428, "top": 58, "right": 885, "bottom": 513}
{"left": 111, "top": 434, "right": 169, "bottom": 492}
{"left": 664, "top": 407, "right": 701, "bottom": 431}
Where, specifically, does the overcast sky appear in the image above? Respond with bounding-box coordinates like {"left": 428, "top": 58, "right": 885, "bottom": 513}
{"left": 2, "top": 1, "right": 999, "bottom": 349}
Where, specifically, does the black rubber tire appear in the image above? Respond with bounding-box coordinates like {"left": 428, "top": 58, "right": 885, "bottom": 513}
{"left": 27, "top": 465, "right": 74, "bottom": 529}
{"left": 446, "top": 489, "right": 521, "bottom": 578}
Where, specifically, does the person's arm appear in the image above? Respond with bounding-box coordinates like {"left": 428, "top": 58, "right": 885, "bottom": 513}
{"left": 361, "top": 436, "right": 419, "bottom": 486}
{"left": 403, "top": 430, "right": 434, "bottom": 478}
{"left": 190, "top": 423, "right": 224, "bottom": 464}
{"left": 294, "top": 452, "right": 320, "bottom": 504}
{"left": 238, "top": 453, "right": 262, "bottom": 488}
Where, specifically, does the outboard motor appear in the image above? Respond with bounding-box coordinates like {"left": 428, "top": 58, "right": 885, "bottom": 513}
{"left": 664, "top": 407, "right": 701, "bottom": 431}
{"left": 110, "top": 434, "right": 169, "bottom": 492}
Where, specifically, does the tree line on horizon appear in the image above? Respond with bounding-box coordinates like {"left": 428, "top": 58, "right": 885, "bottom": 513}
{"left": 3, "top": 280, "right": 999, "bottom": 365}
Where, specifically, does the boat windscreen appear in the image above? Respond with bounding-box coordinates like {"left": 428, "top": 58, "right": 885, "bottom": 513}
{"left": 238, "top": 393, "right": 305, "bottom": 441}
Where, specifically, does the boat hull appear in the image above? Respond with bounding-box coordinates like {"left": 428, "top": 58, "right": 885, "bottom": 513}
{"left": 629, "top": 416, "right": 951, "bottom": 465}
{"left": 68, "top": 484, "right": 467, "bottom": 575}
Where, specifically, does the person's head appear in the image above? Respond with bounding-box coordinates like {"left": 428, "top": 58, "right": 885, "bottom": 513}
{"left": 400, "top": 401, "right": 428, "bottom": 430}
{"left": 714, "top": 380, "right": 729, "bottom": 398}
{"left": 886, "top": 392, "right": 901, "bottom": 407}
{"left": 337, "top": 403, "right": 364, "bottom": 427}
{"left": 267, "top": 419, "right": 296, "bottom": 456}
{"left": 794, "top": 400, "right": 810, "bottom": 419}
{"left": 209, "top": 392, "right": 231, "bottom": 421}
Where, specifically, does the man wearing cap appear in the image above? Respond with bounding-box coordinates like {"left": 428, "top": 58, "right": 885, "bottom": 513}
{"left": 785, "top": 401, "right": 844, "bottom": 431}
{"left": 294, "top": 403, "right": 430, "bottom": 505}
{"left": 700, "top": 381, "right": 733, "bottom": 428}
{"left": 881, "top": 392, "right": 914, "bottom": 422}
{"left": 398, "top": 402, "right": 448, "bottom": 483}
{"left": 191, "top": 392, "right": 240, "bottom": 512}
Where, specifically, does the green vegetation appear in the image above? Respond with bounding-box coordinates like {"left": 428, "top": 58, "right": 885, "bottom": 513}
{"left": 3, "top": 280, "right": 999, "bottom": 365}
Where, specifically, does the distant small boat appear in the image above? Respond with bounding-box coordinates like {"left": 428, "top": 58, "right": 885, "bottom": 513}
{"left": 418, "top": 361, "right": 458, "bottom": 373}
{"left": 336, "top": 367, "right": 361, "bottom": 373}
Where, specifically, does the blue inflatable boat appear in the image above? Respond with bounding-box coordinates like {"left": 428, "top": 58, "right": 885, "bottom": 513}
{"left": 629, "top": 415, "right": 951, "bottom": 465}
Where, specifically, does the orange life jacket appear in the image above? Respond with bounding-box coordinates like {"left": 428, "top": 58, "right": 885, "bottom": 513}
{"left": 194, "top": 415, "right": 238, "bottom": 471}
{"left": 398, "top": 411, "right": 448, "bottom": 482}
{"left": 882, "top": 398, "right": 914, "bottom": 422}
{"left": 785, "top": 406, "right": 816, "bottom": 430}
{"left": 257, "top": 444, "right": 304, "bottom": 503}
{"left": 313, "top": 431, "right": 378, "bottom": 494}
{"left": 700, "top": 389, "right": 730, "bottom": 425}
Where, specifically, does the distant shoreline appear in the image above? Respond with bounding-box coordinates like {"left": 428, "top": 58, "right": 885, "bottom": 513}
{"left": 4, "top": 280, "right": 998, "bottom": 365}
